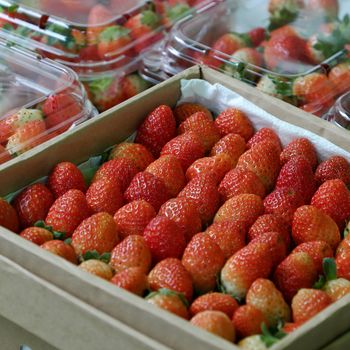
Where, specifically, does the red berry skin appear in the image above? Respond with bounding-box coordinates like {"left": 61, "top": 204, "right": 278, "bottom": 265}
{"left": 315, "top": 156, "right": 350, "bottom": 186}
{"left": 13, "top": 183, "right": 54, "bottom": 229}
{"left": 0, "top": 198, "right": 19, "bottom": 233}
{"left": 336, "top": 239, "right": 350, "bottom": 280}
{"left": 143, "top": 216, "right": 186, "bottom": 263}
{"left": 247, "top": 127, "right": 282, "bottom": 152}
{"left": 20, "top": 227, "right": 53, "bottom": 245}
{"left": 41, "top": 240, "right": 77, "bottom": 264}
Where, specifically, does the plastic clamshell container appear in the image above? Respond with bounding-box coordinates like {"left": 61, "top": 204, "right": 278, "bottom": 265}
{"left": 141, "top": 0, "right": 350, "bottom": 117}
{"left": 0, "top": 38, "right": 96, "bottom": 164}
{"left": 324, "top": 90, "right": 350, "bottom": 129}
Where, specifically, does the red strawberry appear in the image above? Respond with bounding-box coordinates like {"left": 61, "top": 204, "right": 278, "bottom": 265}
{"left": 173, "top": 103, "right": 212, "bottom": 125}
{"left": 268, "top": 0, "right": 305, "bottom": 14}
{"left": 111, "top": 267, "right": 148, "bottom": 296}
{"left": 124, "top": 171, "right": 169, "bottom": 212}
{"left": 329, "top": 62, "right": 350, "bottom": 96}
{"left": 87, "top": 4, "right": 112, "bottom": 45}
{"left": 311, "top": 179, "right": 350, "bottom": 230}
{"left": 158, "top": 197, "right": 202, "bottom": 243}
{"left": 182, "top": 233, "right": 225, "bottom": 294}
{"left": 121, "top": 73, "right": 150, "bottom": 99}
{"left": 45, "top": 189, "right": 91, "bottom": 237}
{"left": 135, "top": 105, "right": 177, "bottom": 157}
{"left": 336, "top": 240, "right": 350, "bottom": 280}
{"left": 308, "top": 0, "right": 339, "bottom": 18}
{"left": 214, "top": 108, "right": 254, "bottom": 141}
{"left": 20, "top": 227, "right": 53, "bottom": 245}
{"left": 110, "top": 235, "right": 151, "bottom": 273}
{"left": 219, "top": 168, "right": 266, "bottom": 201}
{"left": 41, "top": 239, "right": 77, "bottom": 264}
{"left": 13, "top": 183, "right": 54, "bottom": 228}
{"left": 48, "top": 162, "right": 86, "bottom": 198}
{"left": 143, "top": 216, "right": 186, "bottom": 263}
{"left": 247, "top": 128, "right": 282, "bottom": 152}
{"left": 283, "top": 322, "right": 303, "bottom": 334}
{"left": 315, "top": 156, "right": 350, "bottom": 186}
{"left": 161, "top": 131, "right": 205, "bottom": 171}
{"left": 113, "top": 200, "right": 156, "bottom": 239}
{"left": 109, "top": 142, "right": 154, "bottom": 172}
{"left": 148, "top": 258, "right": 193, "bottom": 302}
{"left": 248, "top": 27, "right": 266, "bottom": 47}
{"left": 79, "top": 259, "right": 114, "bottom": 280}
{"left": 72, "top": 212, "right": 119, "bottom": 256}
{"left": 0, "top": 145, "right": 11, "bottom": 164}
{"left": 0, "top": 198, "right": 19, "bottom": 233}
{"left": 211, "top": 33, "right": 246, "bottom": 56}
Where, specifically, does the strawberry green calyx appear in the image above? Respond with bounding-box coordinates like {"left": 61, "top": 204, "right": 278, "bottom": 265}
{"left": 146, "top": 288, "right": 189, "bottom": 307}
{"left": 82, "top": 250, "right": 111, "bottom": 264}
{"left": 166, "top": 4, "right": 190, "bottom": 23}
{"left": 268, "top": 2, "right": 301, "bottom": 31}
{"left": 217, "top": 274, "right": 244, "bottom": 304}
{"left": 34, "top": 220, "right": 66, "bottom": 240}
{"left": 141, "top": 10, "right": 160, "bottom": 29}
{"left": 45, "top": 24, "right": 77, "bottom": 51}
{"left": 99, "top": 25, "right": 130, "bottom": 43}
{"left": 88, "top": 76, "right": 114, "bottom": 98}
{"left": 7, "top": 4, "right": 19, "bottom": 13}
{"left": 323, "top": 257, "right": 337, "bottom": 281}
{"left": 260, "top": 322, "right": 287, "bottom": 347}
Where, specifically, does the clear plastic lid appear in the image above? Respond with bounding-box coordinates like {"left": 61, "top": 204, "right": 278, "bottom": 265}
{"left": 0, "top": 38, "right": 95, "bottom": 164}
{"left": 141, "top": 0, "right": 350, "bottom": 116}
{"left": 324, "top": 91, "right": 350, "bottom": 129}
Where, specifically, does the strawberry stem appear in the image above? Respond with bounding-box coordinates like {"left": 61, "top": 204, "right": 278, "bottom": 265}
{"left": 34, "top": 220, "right": 66, "bottom": 240}
{"left": 323, "top": 257, "right": 337, "bottom": 281}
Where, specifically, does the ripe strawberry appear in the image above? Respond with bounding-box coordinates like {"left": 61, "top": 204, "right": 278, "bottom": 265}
{"left": 178, "top": 173, "right": 220, "bottom": 224}
{"left": 158, "top": 197, "right": 202, "bottom": 243}
{"left": 87, "top": 4, "right": 112, "bottom": 45}
{"left": 291, "top": 288, "right": 332, "bottom": 323}
{"left": 336, "top": 240, "right": 350, "bottom": 280}
{"left": 214, "top": 194, "right": 264, "bottom": 230}
{"left": 219, "top": 168, "right": 266, "bottom": 201}
{"left": 211, "top": 33, "right": 246, "bottom": 56}
{"left": 308, "top": 0, "right": 339, "bottom": 18}
{"left": 110, "top": 235, "right": 151, "bottom": 274}
{"left": 111, "top": 266, "right": 148, "bottom": 296}
{"left": 135, "top": 105, "right": 177, "bottom": 157}
{"left": 113, "top": 200, "right": 156, "bottom": 239}
{"left": 47, "top": 162, "right": 86, "bottom": 198}
{"left": 146, "top": 155, "right": 186, "bottom": 197}
{"left": 45, "top": 189, "right": 91, "bottom": 236}
{"left": 19, "top": 227, "right": 53, "bottom": 245}
{"left": 329, "top": 62, "right": 350, "bottom": 96}
{"left": 108, "top": 142, "right": 154, "bottom": 172}
{"left": 146, "top": 288, "right": 189, "bottom": 319}
{"left": 274, "top": 252, "right": 318, "bottom": 302}
{"left": 79, "top": 259, "right": 114, "bottom": 280}
{"left": 311, "top": 179, "right": 350, "bottom": 230}
{"left": 148, "top": 258, "right": 193, "bottom": 302}
{"left": 282, "top": 322, "right": 302, "bottom": 334}
{"left": 292, "top": 205, "right": 340, "bottom": 250}
{"left": 173, "top": 103, "right": 212, "bottom": 124}
{"left": 0, "top": 145, "right": 11, "bottom": 164}
{"left": 121, "top": 73, "right": 150, "bottom": 99}
{"left": 220, "top": 242, "right": 273, "bottom": 299}
{"left": 178, "top": 111, "right": 220, "bottom": 152}
{"left": 214, "top": 108, "right": 254, "bottom": 141}
{"left": 124, "top": 171, "right": 169, "bottom": 212}
{"left": 264, "top": 188, "right": 304, "bottom": 227}
{"left": 280, "top": 138, "right": 318, "bottom": 170}
{"left": 268, "top": 0, "right": 305, "bottom": 14}
{"left": 248, "top": 27, "right": 266, "bottom": 47}
{"left": 246, "top": 278, "right": 291, "bottom": 327}
{"left": 41, "top": 239, "right": 77, "bottom": 264}
{"left": 204, "top": 221, "right": 246, "bottom": 259}
{"left": 143, "top": 216, "right": 186, "bottom": 263}
{"left": 182, "top": 233, "right": 225, "bottom": 294}
{"left": 315, "top": 156, "right": 350, "bottom": 186}
{"left": 190, "top": 293, "right": 238, "bottom": 318}
{"left": 93, "top": 158, "right": 138, "bottom": 192}
{"left": 247, "top": 128, "right": 282, "bottom": 152}
{"left": 190, "top": 311, "right": 236, "bottom": 342}
{"left": 72, "top": 212, "right": 119, "bottom": 256}
{"left": 161, "top": 131, "right": 205, "bottom": 171}
{"left": 210, "top": 133, "right": 246, "bottom": 167}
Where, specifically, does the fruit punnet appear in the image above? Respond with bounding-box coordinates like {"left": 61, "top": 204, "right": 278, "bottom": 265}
{"left": 3, "top": 98, "right": 350, "bottom": 347}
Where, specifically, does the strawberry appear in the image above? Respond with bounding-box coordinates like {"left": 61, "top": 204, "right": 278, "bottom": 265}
{"left": 178, "top": 173, "right": 220, "bottom": 224}
{"left": 135, "top": 105, "right": 177, "bottom": 157}
{"left": 48, "top": 161, "right": 86, "bottom": 198}
{"left": 13, "top": 183, "right": 54, "bottom": 228}
{"left": 237, "top": 335, "right": 270, "bottom": 349}
{"left": 121, "top": 73, "right": 150, "bottom": 99}
{"left": 211, "top": 33, "right": 246, "bottom": 56}
{"left": 291, "top": 288, "right": 332, "bottom": 323}
{"left": 214, "top": 194, "right": 264, "bottom": 230}
{"left": 72, "top": 212, "right": 119, "bottom": 256}
{"left": 158, "top": 197, "right": 202, "bottom": 243}
{"left": 247, "top": 128, "right": 282, "bottom": 153}
{"left": 41, "top": 239, "right": 77, "bottom": 264}
{"left": 336, "top": 240, "right": 350, "bottom": 280}
{"left": 124, "top": 171, "right": 169, "bottom": 212}
{"left": 160, "top": 2, "right": 191, "bottom": 27}
{"left": 113, "top": 200, "right": 156, "bottom": 239}
{"left": 148, "top": 258, "right": 193, "bottom": 302}
{"left": 268, "top": 0, "right": 305, "bottom": 14}
{"left": 45, "top": 189, "right": 91, "bottom": 237}
{"left": 282, "top": 322, "right": 302, "bottom": 334}
{"left": 93, "top": 158, "right": 138, "bottom": 192}
{"left": 111, "top": 266, "right": 148, "bottom": 296}
{"left": 143, "top": 216, "right": 186, "bottom": 263}
{"left": 220, "top": 242, "right": 273, "bottom": 299}
{"left": 329, "top": 62, "right": 350, "bottom": 96}
{"left": 306, "top": 34, "right": 327, "bottom": 65}
{"left": 292, "top": 205, "right": 340, "bottom": 250}
{"left": 109, "top": 142, "right": 154, "bottom": 172}
{"left": 219, "top": 168, "right": 266, "bottom": 201}
{"left": 190, "top": 311, "right": 236, "bottom": 342}
{"left": 274, "top": 252, "right": 318, "bottom": 302}
{"left": 182, "top": 233, "right": 225, "bottom": 294}
{"left": 210, "top": 133, "right": 246, "bottom": 167}
{"left": 204, "top": 221, "right": 246, "bottom": 259}
{"left": 19, "top": 227, "right": 53, "bottom": 245}
{"left": 87, "top": 4, "right": 112, "bottom": 45}
{"left": 214, "top": 108, "right": 254, "bottom": 141}
{"left": 173, "top": 103, "right": 212, "bottom": 125}
{"left": 161, "top": 132, "right": 205, "bottom": 171}
{"left": 79, "top": 259, "right": 114, "bottom": 280}
{"left": 315, "top": 156, "right": 350, "bottom": 186}
{"left": 264, "top": 188, "right": 304, "bottom": 227}
{"left": 146, "top": 155, "right": 186, "bottom": 197}
{"left": 248, "top": 27, "right": 266, "bottom": 47}
{"left": 178, "top": 111, "right": 220, "bottom": 152}
{"left": 308, "top": 0, "right": 339, "bottom": 18}
{"left": 190, "top": 293, "right": 239, "bottom": 318}
{"left": 311, "top": 179, "right": 350, "bottom": 230}
{"left": 0, "top": 145, "right": 11, "bottom": 164}
{"left": 246, "top": 278, "right": 291, "bottom": 327}
{"left": 110, "top": 235, "right": 151, "bottom": 274}
{"left": 146, "top": 288, "right": 189, "bottom": 319}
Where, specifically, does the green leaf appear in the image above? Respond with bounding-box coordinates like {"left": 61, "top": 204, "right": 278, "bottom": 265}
{"left": 52, "top": 231, "right": 66, "bottom": 240}
{"left": 34, "top": 220, "right": 47, "bottom": 229}
{"left": 268, "top": 6, "right": 299, "bottom": 31}
{"left": 99, "top": 25, "right": 130, "bottom": 42}
{"left": 166, "top": 4, "right": 190, "bottom": 22}
{"left": 81, "top": 166, "right": 99, "bottom": 187}
{"left": 141, "top": 10, "right": 160, "bottom": 29}
{"left": 8, "top": 4, "right": 19, "bottom": 13}
{"left": 100, "top": 252, "right": 111, "bottom": 264}
{"left": 83, "top": 250, "right": 100, "bottom": 261}
{"left": 323, "top": 257, "right": 337, "bottom": 281}
{"left": 64, "top": 238, "right": 72, "bottom": 245}
{"left": 260, "top": 322, "right": 287, "bottom": 348}
{"left": 313, "top": 275, "right": 326, "bottom": 289}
